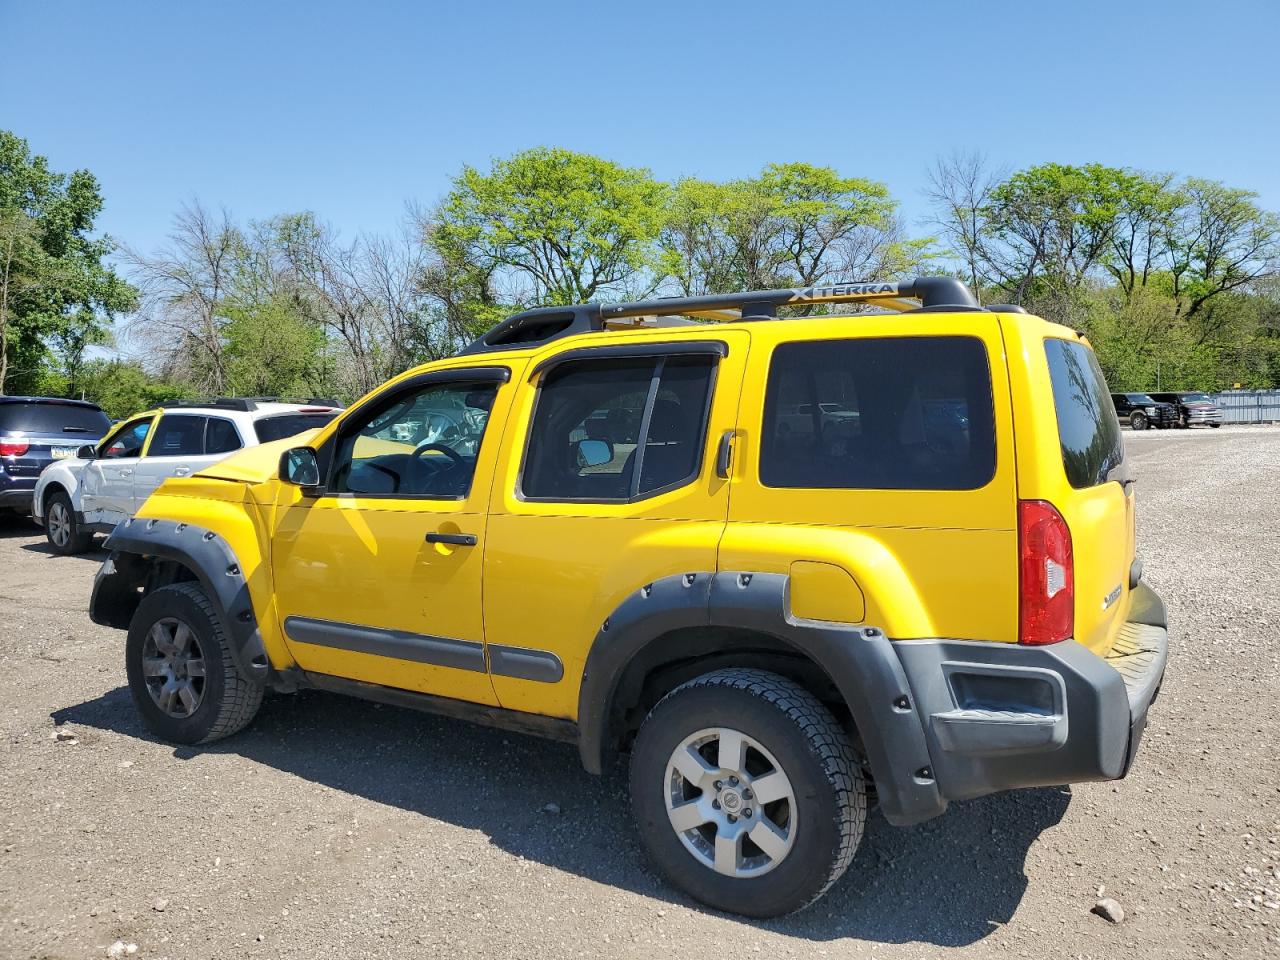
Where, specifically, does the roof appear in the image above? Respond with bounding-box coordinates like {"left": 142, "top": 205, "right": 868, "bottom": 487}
{"left": 0, "top": 396, "right": 105, "bottom": 409}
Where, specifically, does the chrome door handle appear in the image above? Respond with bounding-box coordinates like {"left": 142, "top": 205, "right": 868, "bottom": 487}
{"left": 425, "top": 532, "right": 477, "bottom": 546}
{"left": 174, "top": 467, "right": 191, "bottom": 476}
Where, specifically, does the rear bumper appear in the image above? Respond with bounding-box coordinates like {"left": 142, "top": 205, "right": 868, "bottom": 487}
{"left": 892, "top": 582, "right": 1168, "bottom": 810}
{"left": 0, "top": 485, "right": 35, "bottom": 510}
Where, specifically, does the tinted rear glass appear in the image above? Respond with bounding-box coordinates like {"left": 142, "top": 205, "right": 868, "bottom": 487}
{"left": 0, "top": 402, "right": 110, "bottom": 436}
{"left": 252, "top": 412, "right": 338, "bottom": 444}
{"left": 760, "top": 336, "right": 996, "bottom": 490}
{"left": 1044, "top": 339, "right": 1124, "bottom": 488}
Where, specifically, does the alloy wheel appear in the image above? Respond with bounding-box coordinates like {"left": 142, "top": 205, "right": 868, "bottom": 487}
{"left": 664, "top": 727, "right": 797, "bottom": 878}
{"left": 46, "top": 502, "right": 70, "bottom": 548}
{"left": 141, "top": 617, "right": 207, "bottom": 718}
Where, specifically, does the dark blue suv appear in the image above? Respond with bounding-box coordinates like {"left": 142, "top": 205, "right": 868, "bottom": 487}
{"left": 0, "top": 397, "right": 111, "bottom": 515}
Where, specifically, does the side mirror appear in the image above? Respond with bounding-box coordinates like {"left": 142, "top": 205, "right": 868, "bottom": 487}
{"left": 280, "top": 447, "right": 322, "bottom": 490}
{"left": 575, "top": 438, "right": 613, "bottom": 469}
{"left": 77, "top": 444, "right": 97, "bottom": 460}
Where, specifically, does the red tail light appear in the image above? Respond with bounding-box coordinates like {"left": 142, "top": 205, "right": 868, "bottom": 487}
{"left": 0, "top": 440, "right": 29, "bottom": 457}
{"left": 1018, "top": 499, "right": 1073, "bottom": 645}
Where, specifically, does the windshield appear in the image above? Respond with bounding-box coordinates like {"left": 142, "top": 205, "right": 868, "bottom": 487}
{"left": 1180, "top": 392, "right": 1213, "bottom": 403}
{"left": 1131, "top": 394, "right": 1157, "bottom": 405}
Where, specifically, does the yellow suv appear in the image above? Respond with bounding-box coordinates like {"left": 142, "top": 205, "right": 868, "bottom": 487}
{"left": 90, "top": 277, "right": 1168, "bottom": 917}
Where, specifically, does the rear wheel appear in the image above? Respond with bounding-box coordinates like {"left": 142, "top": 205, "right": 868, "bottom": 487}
{"left": 44, "top": 491, "right": 92, "bottom": 554}
{"left": 1210, "top": 422, "right": 1221, "bottom": 428}
{"left": 1130, "top": 411, "right": 1148, "bottom": 431}
{"left": 125, "top": 583, "right": 263, "bottom": 744}
{"left": 629, "top": 668, "right": 865, "bottom": 917}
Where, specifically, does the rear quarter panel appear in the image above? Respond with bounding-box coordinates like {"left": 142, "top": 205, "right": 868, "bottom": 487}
{"left": 723, "top": 313, "right": 1019, "bottom": 643}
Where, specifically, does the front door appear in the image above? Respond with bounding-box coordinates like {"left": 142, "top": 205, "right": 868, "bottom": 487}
{"left": 271, "top": 365, "right": 516, "bottom": 705}
{"left": 82, "top": 415, "right": 155, "bottom": 526}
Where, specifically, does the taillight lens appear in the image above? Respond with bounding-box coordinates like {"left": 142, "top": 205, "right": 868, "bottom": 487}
{"left": 0, "top": 440, "right": 29, "bottom": 457}
{"left": 1018, "top": 499, "right": 1073, "bottom": 645}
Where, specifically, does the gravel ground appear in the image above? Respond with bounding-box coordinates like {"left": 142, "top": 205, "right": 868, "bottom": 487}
{"left": 1, "top": 426, "right": 1278, "bottom": 959}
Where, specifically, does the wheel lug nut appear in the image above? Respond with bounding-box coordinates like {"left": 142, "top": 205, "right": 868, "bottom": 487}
{"left": 714, "top": 780, "right": 723, "bottom": 790}
{"left": 729, "top": 776, "right": 739, "bottom": 786}
{"left": 744, "top": 808, "right": 753, "bottom": 818}
{"left": 712, "top": 799, "right": 720, "bottom": 809}
{"left": 727, "top": 814, "right": 737, "bottom": 824}
{"left": 743, "top": 790, "right": 753, "bottom": 800}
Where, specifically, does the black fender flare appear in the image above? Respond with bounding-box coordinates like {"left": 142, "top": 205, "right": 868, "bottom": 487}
{"left": 90, "top": 518, "right": 270, "bottom": 687}
{"left": 577, "top": 570, "right": 947, "bottom": 825}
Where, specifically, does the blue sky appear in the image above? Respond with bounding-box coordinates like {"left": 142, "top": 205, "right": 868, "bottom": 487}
{"left": 3, "top": 0, "right": 1279, "bottom": 257}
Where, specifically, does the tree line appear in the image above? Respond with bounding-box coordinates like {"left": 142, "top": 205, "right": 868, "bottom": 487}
{"left": 2, "top": 131, "right": 1277, "bottom": 418}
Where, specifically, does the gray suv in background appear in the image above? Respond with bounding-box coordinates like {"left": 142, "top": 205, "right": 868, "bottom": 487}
{"left": 1149, "top": 392, "right": 1224, "bottom": 428}
{"left": 0, "top": 398, "right": 111, "bottom": 515}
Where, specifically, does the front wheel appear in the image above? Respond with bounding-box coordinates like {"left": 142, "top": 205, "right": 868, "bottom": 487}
{"left": 125, "top": 583, "right": 263, "bottom": 744}
{"left": 1130, "top": 412, "right": 1148, "bottom": 431}
{"left": 629, "top": 669, "right": 866, "bottom": 917}
{"left": 44, "top": 491, "right": 93, "bottom": 554}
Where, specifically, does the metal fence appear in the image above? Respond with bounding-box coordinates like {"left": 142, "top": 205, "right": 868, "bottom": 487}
{"left": 1211, "top": 390, "right": 1280, "bottom": 423}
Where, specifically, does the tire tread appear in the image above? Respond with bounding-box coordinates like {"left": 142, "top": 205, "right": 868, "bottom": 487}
{"left": 161, "top": 582, "right": 262, "bottom": 742}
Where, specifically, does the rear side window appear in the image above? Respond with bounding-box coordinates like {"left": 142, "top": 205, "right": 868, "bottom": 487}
{"left": 0, "top": 402, "right": 110, "bottom": 436}
{"left": 1044, "top": 339, "right": 1123, "bottom": 488}
{"left": 253, "top": 412, "right": 338, "bottom": 443}
{"left": 521, "top": 354, "right": 717, "bottom": 501}
{"left": 147, "top": 416, "right": 207, "bottom": 457}
{"left": 760, "top": 336, "right": 996, "bottom": 490}
{"left": 205, "top": 417, "right": 243, "bottom": 454}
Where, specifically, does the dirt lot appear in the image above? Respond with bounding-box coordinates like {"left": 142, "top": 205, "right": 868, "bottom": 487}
{"left": 1, "top": 426, "right": 1278, "bottom": 960}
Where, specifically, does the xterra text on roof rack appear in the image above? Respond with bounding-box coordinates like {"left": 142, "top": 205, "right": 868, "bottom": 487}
{"left": 89, "top": 277, "right": 1169, "bottom": 917}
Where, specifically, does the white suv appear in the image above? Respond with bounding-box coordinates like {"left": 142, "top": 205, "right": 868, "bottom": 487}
{"left": 33, "top": 398, "right": 341, "bottom": 553}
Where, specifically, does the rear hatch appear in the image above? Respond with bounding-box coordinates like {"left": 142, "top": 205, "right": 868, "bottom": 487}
{"left": 0, "top": 400, "right": 110, "bottom": 484}
{"left": 1041, "top": 339, "right": 1134, "bottom": 656}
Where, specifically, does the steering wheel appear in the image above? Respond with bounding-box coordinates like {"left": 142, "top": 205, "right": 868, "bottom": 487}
{"left": 413, "top": 443, "right": 465, "bottom": 468}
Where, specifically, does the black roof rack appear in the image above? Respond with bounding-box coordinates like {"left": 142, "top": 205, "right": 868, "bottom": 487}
{"left": 163, "top": 397, "right": 259, "bottom": 412}
{"left": 462, "top": 276, "right": 983, "bottom": 355}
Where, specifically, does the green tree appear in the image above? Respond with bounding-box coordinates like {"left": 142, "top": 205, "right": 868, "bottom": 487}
{"left": 659, "top": 163, "right": 907, "bottom": 298}
{"left": 430, "top": 148, "right": 667, "bottom": 308}
{"left": 78, "top": 359, "right": 191, "bottom": 420}
{"left": 0, "top": 130, "right": 136, "bottom": 394}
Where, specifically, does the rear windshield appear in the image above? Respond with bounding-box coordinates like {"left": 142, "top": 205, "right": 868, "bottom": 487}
{"left": 1044, "top": 339, "right": 1124, "bottom": 488}
{"left": 253, "top": 412, "right": 338, "bottom": 444}
{"left": 760, "top": 336, "right": 997, "bottom": 490}
{"left": 0, "top": 402, "right": 110, "bottom": 436}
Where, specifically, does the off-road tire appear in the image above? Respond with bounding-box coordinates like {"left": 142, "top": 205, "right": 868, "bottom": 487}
{"left": 44, "top": 490, "right": 92, "bottom": 555}
{"left": 629, "top": 668, "right": 866, "bottom": 917}
{"left": 1130, "top": 411, "right": 1148, "bottom": 431}
{"left": 125, "top": 583, "right": 263, "bottom": 744}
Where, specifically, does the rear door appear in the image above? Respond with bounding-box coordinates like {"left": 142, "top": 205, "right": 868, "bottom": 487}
{"left": 482, "top": 333, "right": 750, "bottom": 718}
{"left": 132, "top": 415, "right": 244, "bottom": 509}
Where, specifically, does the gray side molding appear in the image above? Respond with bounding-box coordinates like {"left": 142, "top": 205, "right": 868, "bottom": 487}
{"left": 91, "top": 518, "right": 270, "bottom": 687}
